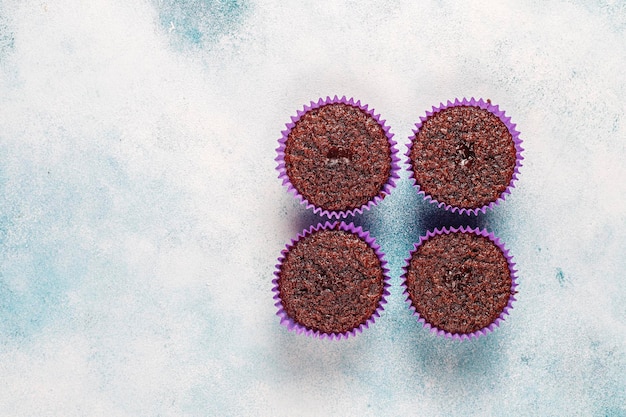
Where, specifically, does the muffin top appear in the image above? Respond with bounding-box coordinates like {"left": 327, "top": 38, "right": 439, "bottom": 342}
{"left": 278, "top": 227, "right": 385, "bottom": 334}
{"left": 404, "top": 231, "right": 513, "bottom": 335}
{"left": 284, "top": 103, "right": 392, "bottom": 212}
{"left": 409, "top": 105, "right": 517, "bottom": 209}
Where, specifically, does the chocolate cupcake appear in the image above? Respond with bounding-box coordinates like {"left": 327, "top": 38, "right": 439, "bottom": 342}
{"left": 401, "top": 227, "right": 517, "bottom": 340}
{"left": 276, "top": 96, "right": 400, "bottom": 218}
{"left": 407, "top": 98, "right": 523, "bottom": 215}
{"left": 273, "top": 222, "right": 390, "bottom": 339}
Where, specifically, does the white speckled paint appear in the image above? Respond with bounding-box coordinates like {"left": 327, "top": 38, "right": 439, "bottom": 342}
{"left": 0, "top": 1, "right": 624, "bottom": 416}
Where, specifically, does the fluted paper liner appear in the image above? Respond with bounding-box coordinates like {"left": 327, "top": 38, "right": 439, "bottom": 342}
{"left": 400, "top": 226, "right": 518, "bottom": 341}
{"left": 276, "top": 95, "right": 400, "bottom": 219}
{"left": 406, "top": 97, "right": 524, "bottom": 215}
{"left": 273, "top": 221, "right": 391, "bottom": 340}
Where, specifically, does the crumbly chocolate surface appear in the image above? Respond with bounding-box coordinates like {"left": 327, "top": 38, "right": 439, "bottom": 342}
{"left": 409, "top": 105, "right": 516, "bottom": 208}
{"left": 278, "top": 228, "right": 384, "bottom": 334}
{"left": 284, "top": 103, "right": 391, "bottom": 212}
{"left": 405, "top": 232, "right": 513, "bottom": 334}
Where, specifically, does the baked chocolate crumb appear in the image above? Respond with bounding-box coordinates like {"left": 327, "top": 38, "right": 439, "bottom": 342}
{"left": 409, "top": 105, "right": 516, "bottom": 209}
{"left": 278, "top": 228, "right": 384, "bottom": 334}
{"left": 284, "top": 103, "right": 391, "bottom": 212}
{"left": 405, "top": 232, "right": 513, "bottom": 334}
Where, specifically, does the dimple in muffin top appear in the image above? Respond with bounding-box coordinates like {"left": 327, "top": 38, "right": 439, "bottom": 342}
{"left": 405, "top": 232, "right": 513, "bottom": 335}
{"left": 284, "top": 103, "right": 391, "bottom": 212}
{"left": 410, "top": 105, "right": 516, "bottom": 209}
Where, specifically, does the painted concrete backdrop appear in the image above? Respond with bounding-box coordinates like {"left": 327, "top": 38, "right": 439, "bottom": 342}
{"left": 0, "top": 1, "right": 625, "bottom": 416}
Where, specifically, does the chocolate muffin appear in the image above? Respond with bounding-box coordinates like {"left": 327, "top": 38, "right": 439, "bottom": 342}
{"left": 402, "top": 227, "right": 516, "bottom": 338}
{"left": 274, "top": 222, "right": 388, "bottom": 337}
{"left": 408, "top": 98, "right": 522, "bottom": 213}
{"left": 278, "top": 96, "right": 398, "bottom": 217}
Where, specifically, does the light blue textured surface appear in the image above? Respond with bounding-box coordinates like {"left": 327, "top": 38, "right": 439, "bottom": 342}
{"left": 0, "top": 1, "right": 625, "bottom": 416}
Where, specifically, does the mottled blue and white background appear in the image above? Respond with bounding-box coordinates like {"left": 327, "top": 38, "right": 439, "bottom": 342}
{"left": 0, "top": 1, "right": 625, "bottom": 416}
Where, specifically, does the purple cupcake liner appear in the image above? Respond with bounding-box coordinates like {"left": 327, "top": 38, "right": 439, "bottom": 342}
{"left": 400, "top": 226, "right": 518, "bottom": 341}
{"left": 272, "top": 221, "right": 391, "bottom": 340}
{"left": 406, "top": 97, "right": 524, "bottom": 215}
{"left": 275, "top": 95, "right": 401, "bottom": 219}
